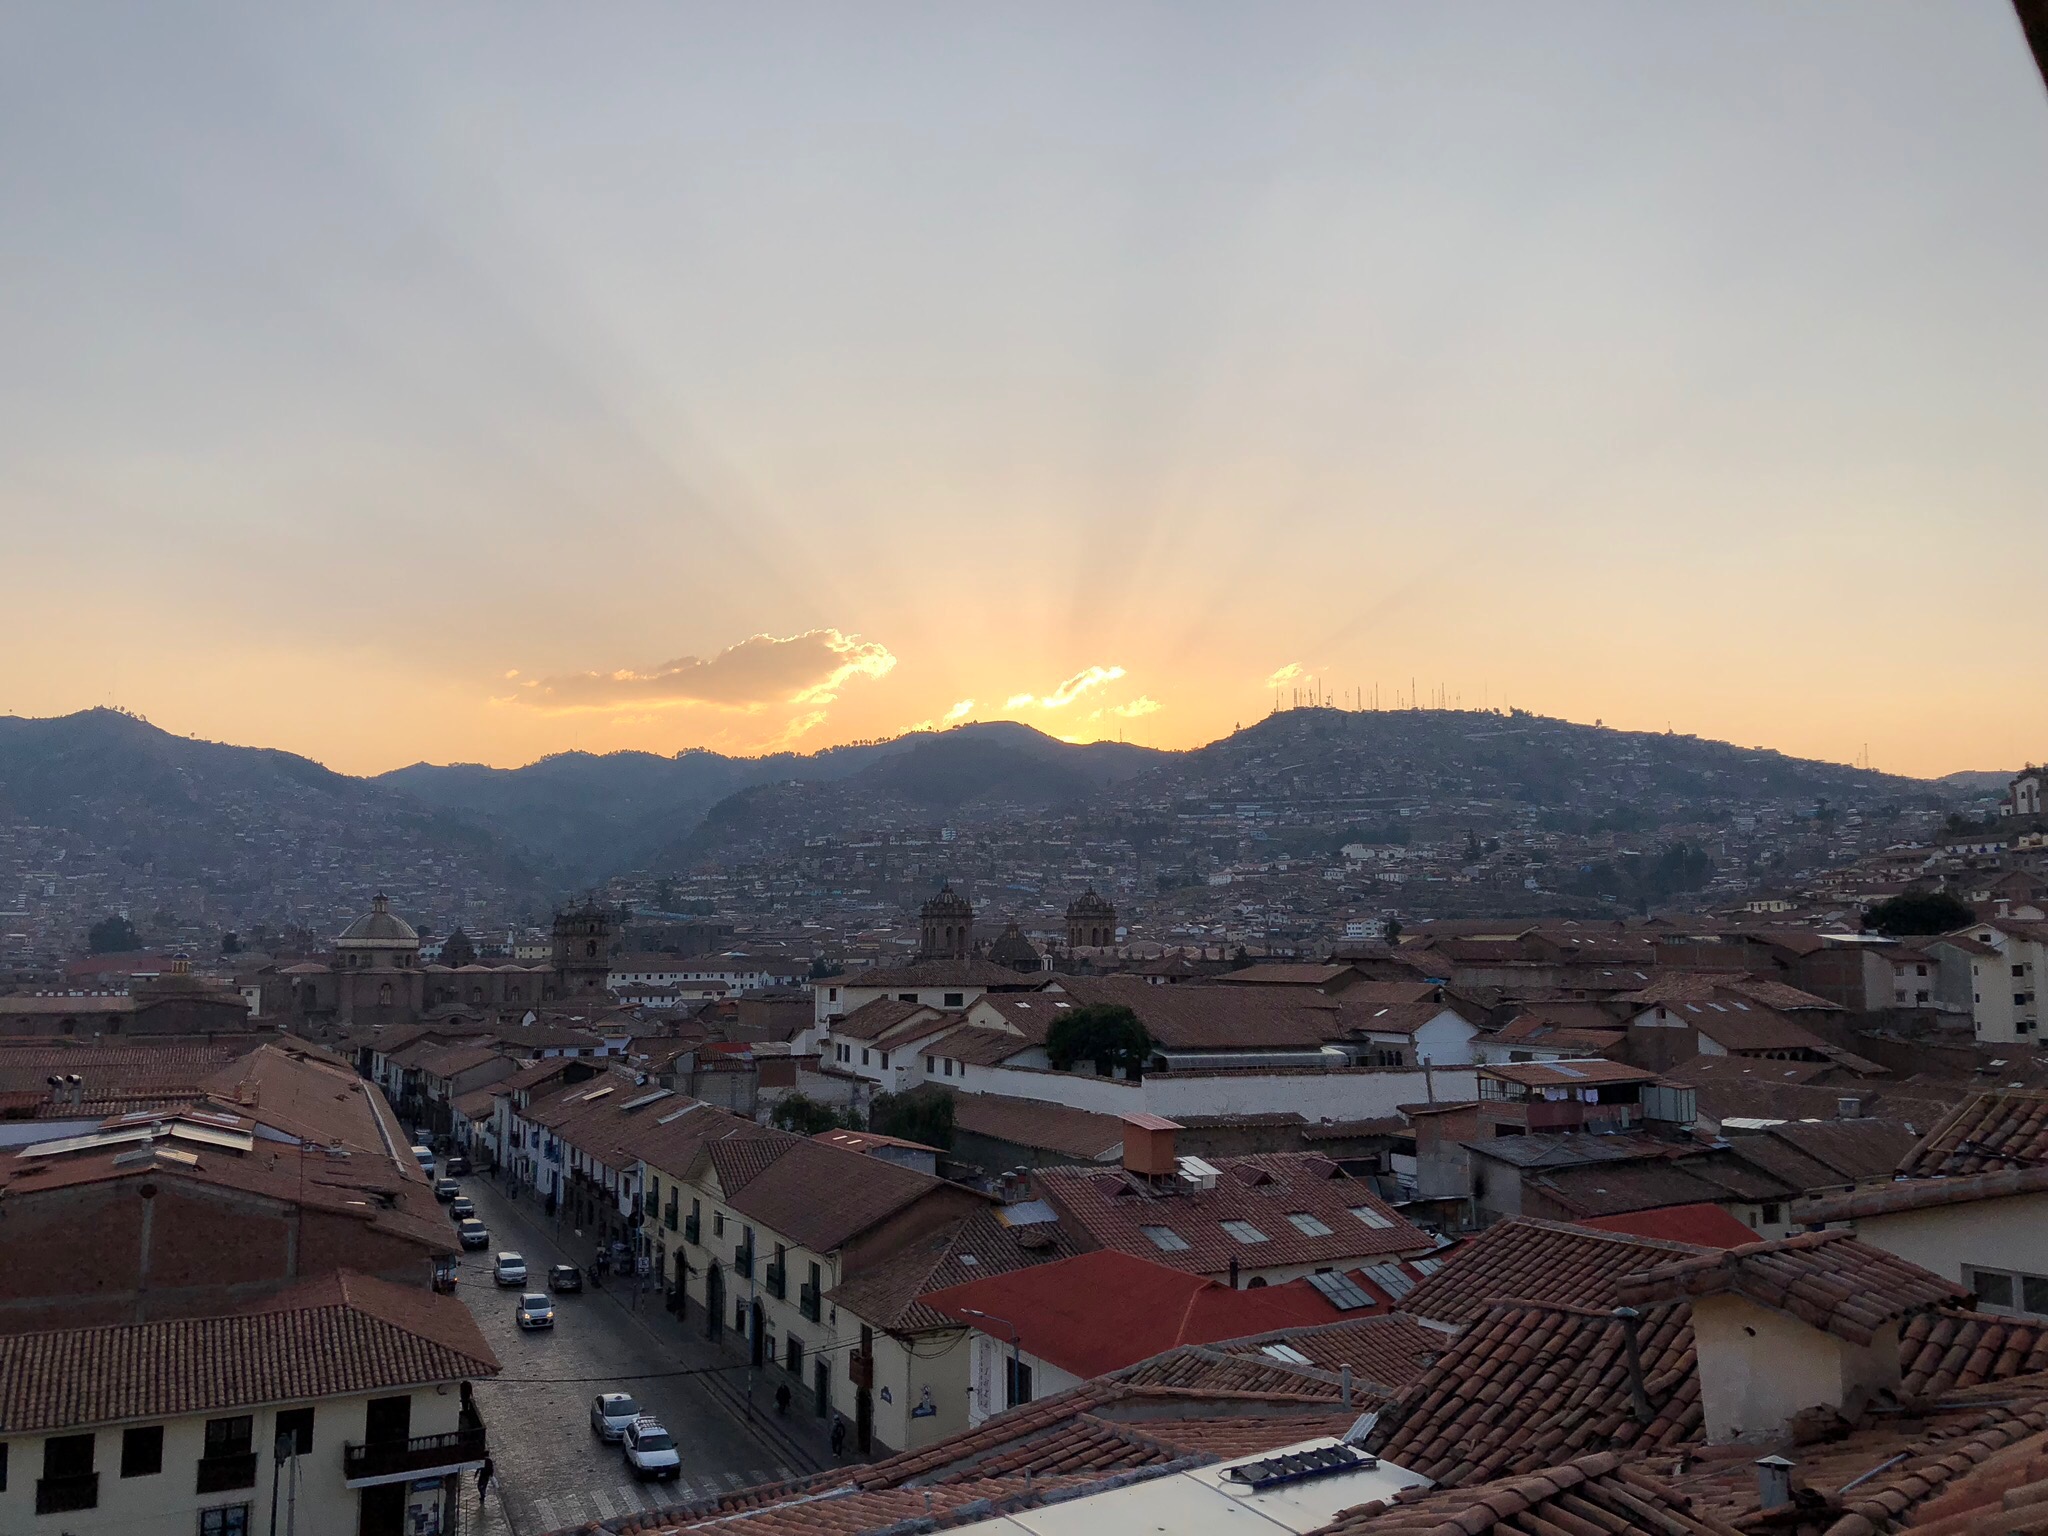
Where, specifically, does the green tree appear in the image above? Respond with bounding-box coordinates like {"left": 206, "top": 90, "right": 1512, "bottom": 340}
{"left": 770, "top": 1093, "right": 851, "bottom": 1136}
{"left": 809, "top": 955, "right": 845, "bottom": 980}
{"left": 1046, "top": 1003, "right": 1154, "bottom": 1080}
{"left": 869, "top": 1090, "right": 955, "bottom": 1149}
{"left": 1384, "top": 916, "right": 1402, "bottom": 945}
{"left": 88, "top": 914, "right": 140, "bottom": 954}
{"left": 1866, "top": 889, "right": 1975, "bottom": 937}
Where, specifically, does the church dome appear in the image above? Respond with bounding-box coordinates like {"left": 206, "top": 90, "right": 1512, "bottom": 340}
{"left": 338, "top": 894, "right": 419, "bottom": 946}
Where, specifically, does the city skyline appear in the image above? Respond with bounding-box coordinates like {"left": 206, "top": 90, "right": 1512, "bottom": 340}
{"left": 4, "top": 3, "right": 2046, "bottom": 777}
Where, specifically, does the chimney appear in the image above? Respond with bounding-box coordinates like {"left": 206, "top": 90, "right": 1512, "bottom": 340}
{"left": 1755, "top": 1455, "right": 1796, "bottom": 1511}
{"left": 67, "top": 1073, "right": 84, "bottom": 1108}
{"left": 1228, "top": 1255, "right": 1240, "bottom": 1290}
{"left": 1120, "top": 1114, "right": 1182, "bottom": 1179}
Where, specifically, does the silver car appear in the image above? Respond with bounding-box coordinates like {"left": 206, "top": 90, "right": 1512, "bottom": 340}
{"left": 589, "top": 1392, "right": 640, "bottom": 1441}
{"left": 516, "top": 1292, "right": 555, "bottom": 1330}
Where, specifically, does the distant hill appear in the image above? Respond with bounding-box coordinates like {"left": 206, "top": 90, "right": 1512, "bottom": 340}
{"left": 0, "top": 707, "right": 1964, "bottom": 913}
{"left": 383, "top": 721, "right": 1165, "bottom": 876}
{"left": 0, "top": 708, "right": 540, "bottom": 905}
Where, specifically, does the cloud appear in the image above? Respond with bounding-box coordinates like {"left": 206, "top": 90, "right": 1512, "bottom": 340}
{"left": 1005, "top": 665, "right": 1126, "bottom": 711}
{"left": 1109, "top": 696, "right": 1160, "bottom": 718}
{"left": 507, "top": 629, "right": 896, "bottom": 714}
{"left": 902, "top": 699, "right": 977, "bottom": 734}
{"left": 1264, "top": 662, "right": 1304, "bottom": 688}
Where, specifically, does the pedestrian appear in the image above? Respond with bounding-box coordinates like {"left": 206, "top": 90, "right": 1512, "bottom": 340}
{"left": 775, "top": 1384, "right": 791, "bottom": 1416}
{"left": 476, "top": 1458, "right": 494, "bottom": 1498}
{"left": 830, "top": 1418, "right": 846, "bottom": 1458}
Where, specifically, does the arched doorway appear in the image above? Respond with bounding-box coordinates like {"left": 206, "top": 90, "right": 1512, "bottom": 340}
{"left": 705, "top": 1263, "right": 724, "bottom": 1339}
{"left": 750, "top": 1299, "right": 765, "bottom": 1368}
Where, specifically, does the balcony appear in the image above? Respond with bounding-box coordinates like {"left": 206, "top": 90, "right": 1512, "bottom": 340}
{"left": 684, "top": 1212, "right": 701, "bottom": 1245}
{"left": 734, "top": 1245, "right": 755, "bottom": 1280}
{"left": 195, "top": 1452, "right": 258, "bottom": 1494}
{"left": 343, "top": 1424, "right": 489, "bottom": 1487}
{"left": 36, "top": 1473, "right": 99, "bottom": 1515}
{"left": 848, "top": 1349, "right": 873, "bottom": 1389}
{"left": 664, "top": 1202, "right": 679, "bottom": 1233}
{"left": 765, "top": 1261, "right": 787, "bottom": 1300}
{"left": 799, "top": 1282, "right": 821, "bottom": 1323}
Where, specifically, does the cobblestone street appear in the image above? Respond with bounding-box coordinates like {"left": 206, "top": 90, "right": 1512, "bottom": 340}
{"left": 442, "top": 1175, "right": 819, "bottom": 1536}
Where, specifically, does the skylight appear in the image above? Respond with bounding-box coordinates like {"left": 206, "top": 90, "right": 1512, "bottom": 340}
{"left": 1220, "top": 1219, "right": 1269, "bottom": 1244}
{"left": 1140, "top": 1224, "right": 1190, "bottom": 1252}
{"left": 1305, "top": 1270, "right": 1374, "bottom": 1310}
{"left": 1349, "top": 1205, "right": 1394, "bottom": 1230}
{"left": 1260, "top": 1343, "right": 1313, "bottom": 1364}
{"left": 1286, "top": 1212, "right": 1334, "bottom": 1237}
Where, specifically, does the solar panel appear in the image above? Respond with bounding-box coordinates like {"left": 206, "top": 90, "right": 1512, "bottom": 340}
{"left": 1361, "top": 1263, "right": 1416, "bottom": 1299}
{"left": 1223, "top": 1443, "right": 1371, "bottom": 1490}
{"left": 1306, "top": 1270, "right": 1374, "bottom": 1310}
{"left": 620, "top": 1090, "right": 674, "bottom": 1112}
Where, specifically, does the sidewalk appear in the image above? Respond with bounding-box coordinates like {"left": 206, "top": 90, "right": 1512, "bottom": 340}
{"left": 477, "top": 1171, "right": 851, "bottom": 1480}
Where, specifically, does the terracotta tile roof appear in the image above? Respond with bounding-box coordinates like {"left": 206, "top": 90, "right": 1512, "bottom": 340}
{"left": 411, "top": 1041, "right": 504, "bottom": 1078}
{"left": 828, "top": 997, "right": 951, "bottom": 1044}
{"left": 1033, "top": 1152, "right": 1432, "bottom": 1279}
{"left": 1621, "top": 973, "right": 1839, "bottom": 1012}
{"left": 1899, "top": 1088, "right": 2048, "bottom": 1177}
{"left": 699, "top": 1131, "right": 984, "bottom": 1254}
{"left": 1901, "top": 1308, "right": 2048, "bottom": 1396}
{"left": 1576, "top": 1204, "right": 1761, "bottom": 1249}
{"left": 945, "top": 1092, "right": 1125, "bottom": 1160}
{"left": 1217, "top": 963, "right": 1361, "bottom": 987}
{"left": 1314, "top": 1452, "right": 1741, "bottom": 1536}
{"left": 918, "top": 1022, "right": 1042, "bottom": 1067}
{"left": 1220, "top": 1314, "right": 1445, "bottom": 1393}
{"left": 1112, "top": 1347, "right": 1344, "bottom": 1397}
{"left": 826, "top": 1205, "right": 1083, "bottom": 1333}
{"left": 842, "top": 958, "right": 1044, "bottom": 990}
{"left": 1613, "top": 1230, "right": 1965, "bottom": 1345}
{"left": 1522, "top": 1159, "right": 1751, "bottom": 1218}
{"left": 1397, "top": 1217, "right": 1705, "bottom": 1325}
{"left": 1797, "top": 1164, "right": 2048, "bottom": 1224}
{"left": 1367, "top": 1301, "right": 1699, "bottom": 1485}
{"left": 922, "top": 1250, "right": 1342, "bottom": 1379}
{"left": 0, "top": 1271, "right": 497, "bottom": 1432}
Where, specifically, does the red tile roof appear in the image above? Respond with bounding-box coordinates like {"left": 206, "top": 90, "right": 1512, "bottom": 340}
{"left": 1576, "top": 1204, "right": 1761, "bottom": 1249}
{"left": 0, "top": 1271, "right": 496, "bottom": 1432}
{"left": 1795, "top": 1163, "right": 2048, "bottom": 1224}
{"left": 1315, "top": 1452, "right": 1741, "bottom": 1536}
{"left": 922, "top": 1250, "right": 1341, "bottom": 1378}
{"left": 1033, "top": 1152, "right": 1431, "bottom": 1279}
{"left": 1900, "top": 1309, "right": 2048, "bottom": 1396}
{"left": 1367, "top": 1301, "right": 1699, "bottom": 1485}
{"left": 946, "top": 1092, "right": 1124, "bottom": 1160}
{"left": 1613, "top": 1230, "right": 1965, "bottom": 1345}
{"left": 1898, "top": 1088, "right": 2048, "bottom": 1177}
{"left": 1397, "top": 1217, "right": 1705, "bottom": 1325}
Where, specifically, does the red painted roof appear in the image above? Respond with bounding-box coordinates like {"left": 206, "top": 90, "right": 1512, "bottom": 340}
{"left": 1576, "top": 1203, "right": 1760, "bottom": 1250}
{"left": 921, "top": 1249, "right": 1339, "bottom": 1379}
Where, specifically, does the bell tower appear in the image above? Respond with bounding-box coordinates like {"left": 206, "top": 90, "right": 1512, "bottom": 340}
{"left": 551, "top": 897, "right": 615, "bottom": 997}
{"left": 1066, "top": 888, "right": 1116, "bottom": 950}
{"left": 918, "top": 884, "right": 974, "bottom": 961}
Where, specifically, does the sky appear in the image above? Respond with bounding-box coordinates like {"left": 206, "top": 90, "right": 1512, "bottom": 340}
{"left": 2, "top": 3, "right": 2044, "bottom": 779}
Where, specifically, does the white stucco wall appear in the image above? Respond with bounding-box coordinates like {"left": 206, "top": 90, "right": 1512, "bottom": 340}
{"left": 1691, "top": 1294, "right": 1899, "bottom": 1443}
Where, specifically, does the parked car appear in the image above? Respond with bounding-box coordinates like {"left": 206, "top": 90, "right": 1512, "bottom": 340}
{"left": 621, "top": 1417, "right": 681, "bottom": 1481}
{"left": 516, "top": 1292, "right": 555, "bottom": 1330}
{"left": 549, "top": 1263, "right": 583, "bottom": 1293}
{"left": 449, "top": 1198, "right": 476, "bottom": 1223}
{"left": 589, "top": 1393, "right": 640, "bottom": 1441}
{"left": 433, "top": 1178, "right": 460, "bottom": 1202}
{"left": 445, "top": 1153, "right": 472, "bottom": 1176}
{"left": 456, "top": 1217, "right": 489, "bottom": 1250}
{"left": 411, "top": 1144, "right": 436, "bottom": 1178}
{"left": 494, "top": 1252, "right": 528, "bottom": 1286}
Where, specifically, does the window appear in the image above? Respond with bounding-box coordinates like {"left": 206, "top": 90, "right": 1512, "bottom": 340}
{"left": 274, "top": 1408, "right": 314, "bottom": 1457}
{"left": 1004, "top": 1355, "right": 1034, "bottom": 1409}
{"left": 944, "top": 993, "right": 964, "bottom": 1007}
{"left": 120, "top": 1425, "right": 163, "bottom": 1478}
{"left": 1220, "top": 1219, "right": 1269, "bottom": 1243}
{"left": 880, "top": 1052, "right": 889, "bottom": 1070}
{"left": 828, "top": 988, "right": 839, "bottom": 1001}
{"left": 786, "top": 1335, "right": 804, "bottom": 1374}
{"left": 0, "top": 1440, "right": 6, "bottom": 1492}
{"left": 714, "top": 1212, "right": 726, "bottom": 1238}
{"left": 1969, "top": 1266, "right": 2048, "bottom": 1316}
{"left": 2017, "top": 965, "right": 2029, "bottom": 978}
{"left": 1349, "top": 1204, "right": 1395, "bottom": 1230}
{"left": 1139, "top": 1224, "right": 1190, "bottom": 1252}
{"left": 943, "top": 1059, "right": 953, "bottom": 1077}
{"left": 1261, "top": 1343, "right": 1313, "bottom": 1364}
{"left": 1286, "top": 1212, "right": 1333, "bottom": 1237}
{"left": 925, "top": 1055, "right": 935, "bottom": 1072}
{"left": 1759, "top": 1203, "right": 1783, "bottom": 1226}
{"left": 199, "top": 1505, "right": 251, "bottom": 1536}
{"left": 204, "top": 1416, "right": 254, "bottom": 1458}
{"left": 735, "top": 1299, "right": 748, "bottom": 1332}
{"left": 861, "top": 1049, "right": 870, "bottom": 1066}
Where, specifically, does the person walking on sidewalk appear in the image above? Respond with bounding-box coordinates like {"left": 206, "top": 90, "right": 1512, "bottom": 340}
{"left": 830, "top": 1418, "right": 846, "bottom": 1458}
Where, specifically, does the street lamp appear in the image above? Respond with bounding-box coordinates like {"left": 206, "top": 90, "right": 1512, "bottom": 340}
{"left": 957, "top": 1308, "right": 1024, "bottom": 1413}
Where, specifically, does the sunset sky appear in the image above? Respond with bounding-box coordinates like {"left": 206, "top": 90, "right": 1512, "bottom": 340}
{"left": 3, "top": 4, "right": 2044, "bottom": 779}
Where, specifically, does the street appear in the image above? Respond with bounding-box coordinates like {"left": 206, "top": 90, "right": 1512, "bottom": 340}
{"left": 443, "top": 1174, "right": 804, "bottom": 1536}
